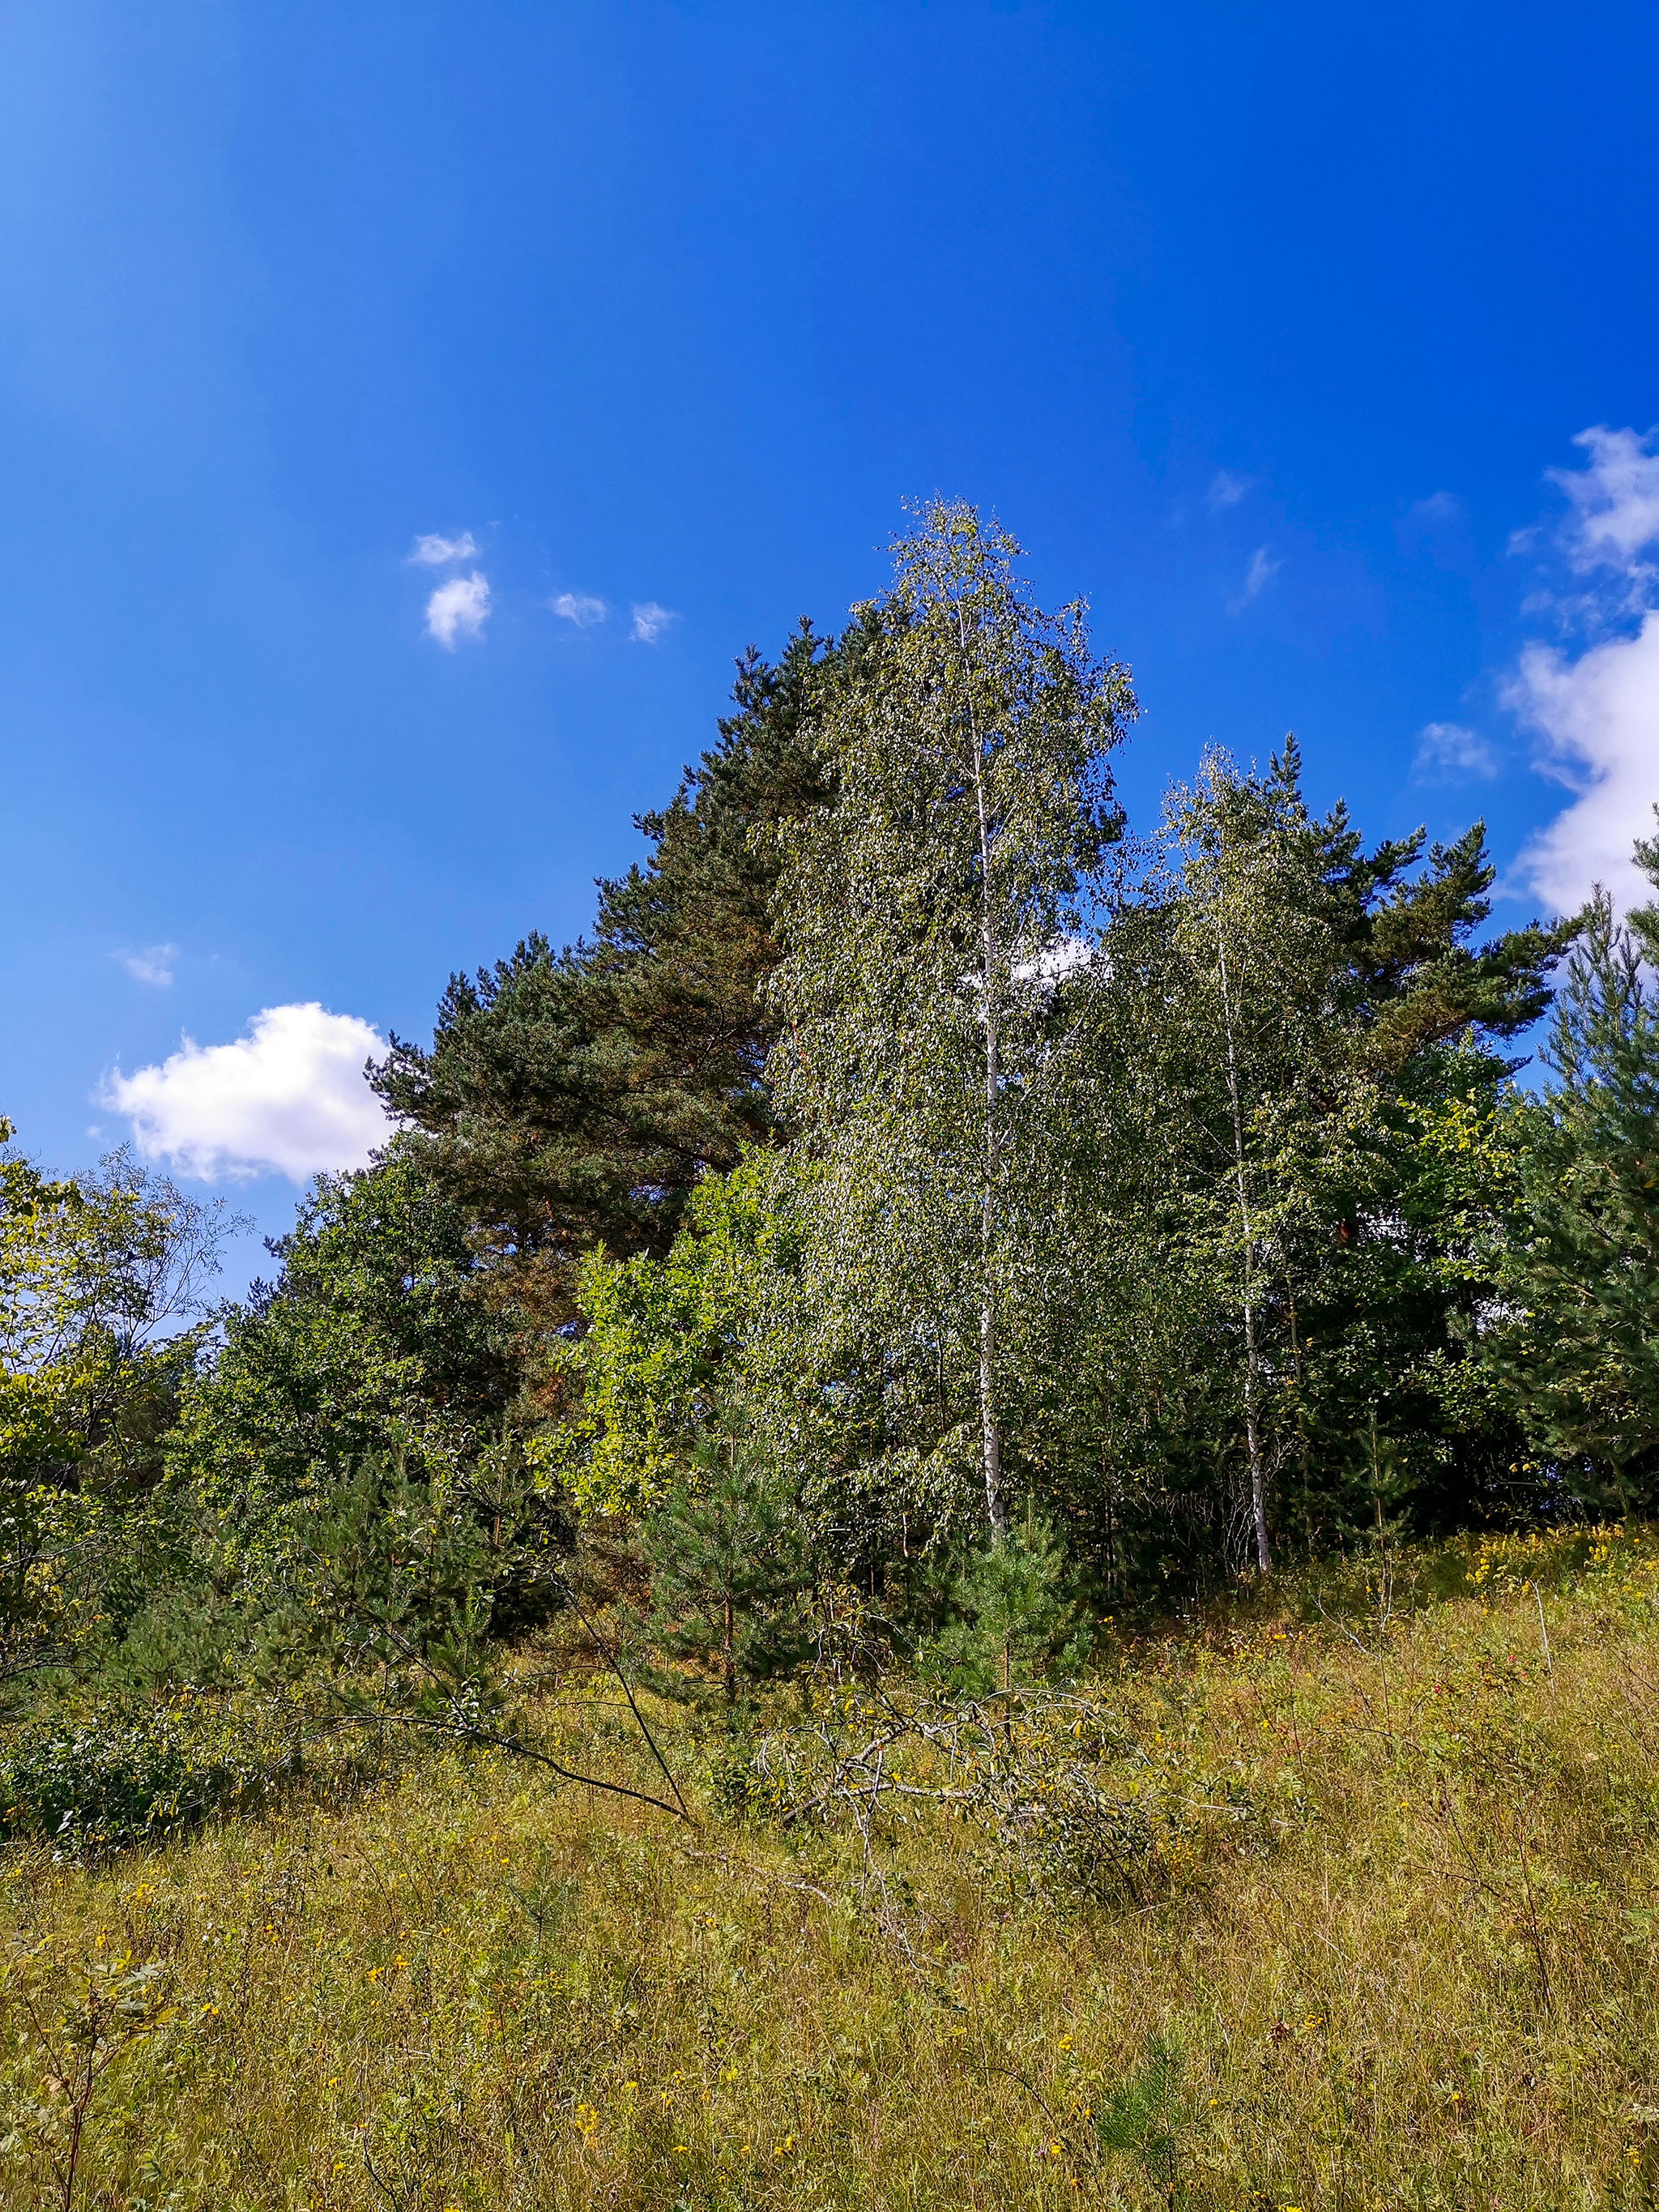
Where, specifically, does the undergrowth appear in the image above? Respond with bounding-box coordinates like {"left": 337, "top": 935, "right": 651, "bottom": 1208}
{"left": 6, "top": 1525, "right": 1659, "bottom": 2208}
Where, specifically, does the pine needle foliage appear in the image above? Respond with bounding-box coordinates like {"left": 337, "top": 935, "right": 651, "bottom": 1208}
{"left": 638, "top": 1424, "right": 813, "bottom": 1712}
{"left": 1488, "top": 866, "right": 1659, "bottom": 1504}
{"left": 369, "top": 622, "right": 843, "bottom": 1306}
{"left": 915, "top": 1512, "right": 1092, "bottom": 1702}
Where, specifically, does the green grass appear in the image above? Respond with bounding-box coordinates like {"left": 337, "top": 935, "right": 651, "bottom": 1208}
{"left": 7, "top": 1524, "right": 1659, "bottom": 2209}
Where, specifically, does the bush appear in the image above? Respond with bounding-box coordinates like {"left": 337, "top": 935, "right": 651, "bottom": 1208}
{"left": 0, "top": 1693, "right": 289, "bottom": 1849}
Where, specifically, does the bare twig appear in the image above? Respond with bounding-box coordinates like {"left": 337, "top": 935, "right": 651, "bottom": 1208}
{"left": 307, "top": 1709, "right": 695, "bottom": 1826}
{"left": 1532, "top": 1582, "right": 1554, "bottom": 1680}
{"left": 547, "top": 1569, "right": 694, "bottom": 1822}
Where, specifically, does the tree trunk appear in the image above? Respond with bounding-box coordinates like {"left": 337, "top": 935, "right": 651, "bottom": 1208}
{"left": 979, "top": 1265, "right": 1004, "bottom": 1538}
{"left": 1217, "top": 923, "right": 1270, "bottom": 1573}
{"left": 967, "top": 660, "right": 1009, "bottom": 1542}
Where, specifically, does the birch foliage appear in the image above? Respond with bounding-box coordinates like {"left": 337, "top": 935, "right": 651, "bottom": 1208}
{"left": 1113, "top": 745, "right": 1572, "bottom": 1575}
{"left": 1156, "top": 754, "right": 1356, "bottom": 1569}
{"left": 767, "top": 504, "right": 1135, "bottom": 1537}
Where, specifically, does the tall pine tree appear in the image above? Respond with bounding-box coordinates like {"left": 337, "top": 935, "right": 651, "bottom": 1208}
{"left": 1488, "top": 832, "right": 1659, "bottom": 1506}
{"left": 371, "top": 621, "right": 846, "bottom": 1311}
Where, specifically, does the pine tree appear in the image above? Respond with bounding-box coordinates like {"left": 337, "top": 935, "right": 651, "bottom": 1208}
{"left": 917, "top": 1513, "right": 1091, "bottom": 1702}
{"left": 638, "top": 1425, "right": 812, "bottom": 1710}
{"left": 168, "top": 1141, "right": 516, "bottom": 1511}
{"left": 369, "top": 622, "right": 842, "bottom": 1306}
{"left": 1630, "top": 803, "right": 1659, "bottom": 967}
{"left": 1489, "top": 856, "right": 1659, "bottom": 1504}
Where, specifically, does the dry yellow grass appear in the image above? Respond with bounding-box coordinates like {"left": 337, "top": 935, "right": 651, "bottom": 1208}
{"left": 6, "top": 1527, "right": 1659, "bottom": 2209}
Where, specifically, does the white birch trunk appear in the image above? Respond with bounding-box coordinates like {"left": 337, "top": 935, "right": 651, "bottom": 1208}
{"left": 1217, "top": 921, "right": 1270, "bottom": 1573}
{"left": 967, "top": 651, "right": 1009, "bottom": 1542}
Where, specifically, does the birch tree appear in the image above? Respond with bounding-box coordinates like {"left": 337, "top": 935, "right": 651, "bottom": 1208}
{"left": 767, "top": 505, "right": 1135, "bottom": 1539}
{"left": 1150, "top": 756, "right": 1352, "bottom": 1572}
{"left": 1146, "top": 744, "right": 1580, "bottom": 1572}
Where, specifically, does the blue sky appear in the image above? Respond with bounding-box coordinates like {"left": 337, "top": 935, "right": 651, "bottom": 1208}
{"left": 4, "top": 0, "right": 1658, "bottom": 1286}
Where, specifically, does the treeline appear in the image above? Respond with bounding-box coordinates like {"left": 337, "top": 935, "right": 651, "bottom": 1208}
{"left": 5, "top": 506, "right": 1659, "bottom": 1823}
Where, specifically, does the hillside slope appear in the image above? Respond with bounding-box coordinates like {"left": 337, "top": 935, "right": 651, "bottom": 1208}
{"left": 5, "top": 1528, "right": 1659, "bottom": 2210}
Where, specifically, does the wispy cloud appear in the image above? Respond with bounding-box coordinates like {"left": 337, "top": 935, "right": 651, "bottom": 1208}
{"left": 630, "top": 601, "right": 677, "bottom": 643}
{"left": 1228, "top": 546, "right": 1281, "bottom": 613}
{"left": 408, "top": 531, "right": 480, "bottom": 567}
{"left": 552, "top": 591, "right": 608, "bottom": 627}
{"left": 102, "top": 1004, "right": 394, "bottom": 1183}
{"left": 1397, "top": 491, "right": 1473, "bottom": 568}
{"left": 1549, "top": 425, "right": 1659, "bottom": 582}
{"left": 1414, "top": 722, "right": 1496, "bottom": 780}
{"left": 117, "top": 943, "right": 177, "bottom": 987}
{"left": 1506, "top": 426, "right": 1659, "bottom": 914}
{"left": 1405, "top": 490, "right": 1464, "bottom": 528}
{"left": 1207, "top": 470, "right": 1252, "bottom": 511}
{"left": 424, "top": 572, "right": 490, "bottom": 648}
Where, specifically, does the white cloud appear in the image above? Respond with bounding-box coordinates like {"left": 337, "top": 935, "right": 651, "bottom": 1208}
{"left": 630, "top": 601, "right": 677, "bottom": 643}
{"left": 1208, "top": 470, "right": 1252, "bottom": 511}
{"left": 1549, "top": 425, "right": 1659, "bottom": 580}
{"left": 1507, "top": 614, "right": 1659, "bottom": 914}
{"left": 1504, "top": 427, "right": 1659, "bottom": 916}
{"left": 408, "top": 531, "right": 480, "bottom": 567}
{"left": 1414, "top": 722, "right": 1496, "bottom": 780}
{"left": 117, "top": 943, "right": 177, "bottom": 987}
{"left": 102, "top": 1004, "right": 394, "bottom": 1184}
{"left": 1012, "top": 937, "right": 1098, "bottom": 990}
{"left": 1228, "top": 546, "right": 1281, "bottom": 612}
{"left": 552, "top": 591, "right": 608, "bottom": 627}
{"left": 424, "top": 571, "right": 490, "bottom": 648}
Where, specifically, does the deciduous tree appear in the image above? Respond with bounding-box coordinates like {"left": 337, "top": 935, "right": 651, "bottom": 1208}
{"left": 768, "top": 504, "right": 1135, "bottom": 1539}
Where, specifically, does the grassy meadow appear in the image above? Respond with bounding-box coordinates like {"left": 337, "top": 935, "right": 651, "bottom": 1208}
{"left": 7, "top": 1525, "right": 1659, "bottom": 2210}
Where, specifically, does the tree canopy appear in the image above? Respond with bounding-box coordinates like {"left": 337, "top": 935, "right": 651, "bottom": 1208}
{"left": 5, "top": 506, "right": 1638, "bottom": 1777}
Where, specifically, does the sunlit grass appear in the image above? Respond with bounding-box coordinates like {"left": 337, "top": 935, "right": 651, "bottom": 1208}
{"left": 6, "top": 1527, "right": 1659, "bottom": 2207}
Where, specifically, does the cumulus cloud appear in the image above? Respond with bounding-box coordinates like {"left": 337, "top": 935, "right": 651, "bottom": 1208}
{"left": 408, "top": 531, "right": 480, "bottom": 566}
{"left": 1506, "top": 427, "right": 1659, "bottom": 916}
{"left": 1414, "top": 723, "right": 1496, "bottom": 781}
{"left": 102, "top": 1004, "right": 394, "bottom": 1183}
{"left": 1208, "top": 470, "right": 1252, "bottom": 510}
{"left": 1507, "top": 614, "right": 1659, "bottom": 914}
{"left": 117, "top": 943, "right": 177, "bottom": 987}
{"left": 1228, "top": 546, "right": 1281, "bottom": 613}
{"left": 552, "top": 591, "right": 608, "bottom": 627}
{"left": 424, "top": 571, "right": 490, "bottom": 648}
{"left": 630, "top": 601, "right": 677, "bottom": 643}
